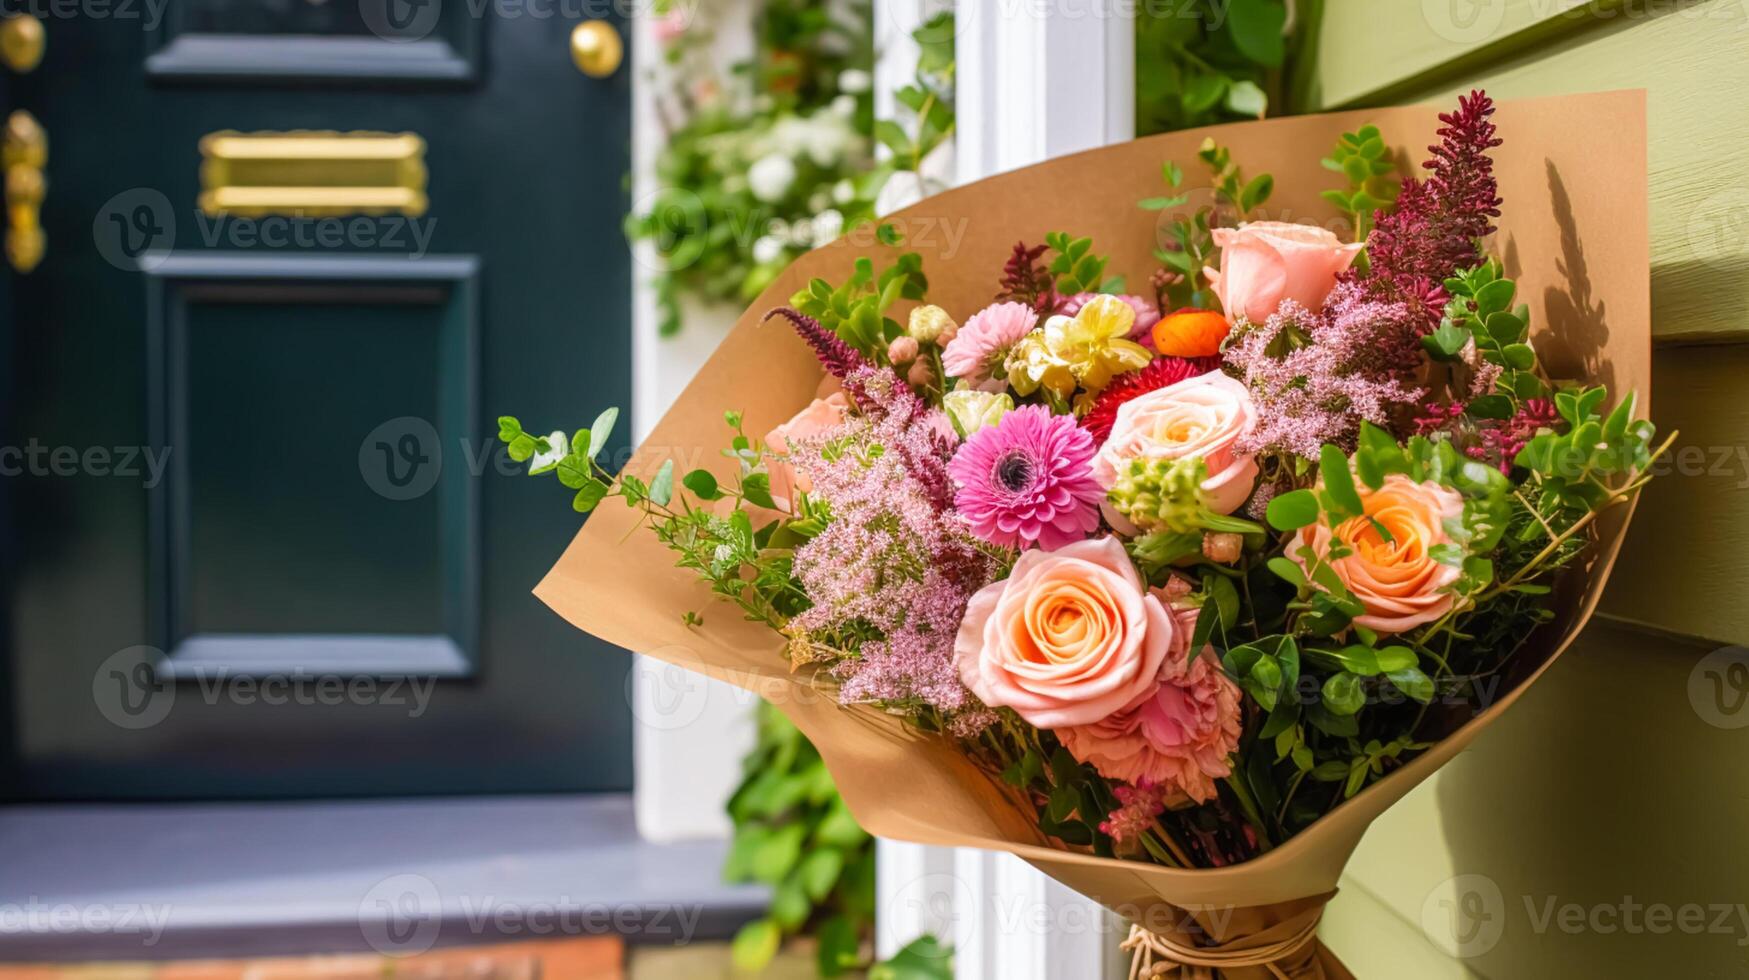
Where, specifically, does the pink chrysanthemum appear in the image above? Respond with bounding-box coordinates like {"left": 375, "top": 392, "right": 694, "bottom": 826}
{"left": 941, "top": 301, "right": 1038, "bottom": 391}
{"left": 949, "top": 405, "right": 1102, "bottom": 550}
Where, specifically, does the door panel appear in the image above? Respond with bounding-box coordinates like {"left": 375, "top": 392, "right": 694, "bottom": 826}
{"left": 3, "top": 5, "right": 634, "bottom": 799}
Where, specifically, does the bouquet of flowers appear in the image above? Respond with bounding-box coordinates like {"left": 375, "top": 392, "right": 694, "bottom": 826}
{"left": 522, "top": 91, "right": 1660, "bottom": 977}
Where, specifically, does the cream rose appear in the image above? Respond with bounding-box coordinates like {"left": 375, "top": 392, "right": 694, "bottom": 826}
{"left": 1091, "top": 371, "right": 1260, "bottom": 516}
{"left": 954, "top": 537, "right": 1174, "bottom": 729}
{"left": 1205, "top": 221, "right": 1364, "bottom": 324}
{"left": 1294, "top": 473, "right": 1465, "bottom": 634}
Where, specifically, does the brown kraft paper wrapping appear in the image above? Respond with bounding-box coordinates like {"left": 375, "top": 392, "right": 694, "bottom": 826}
{"left": 536, "top": 91, "right": 1650, "bottom": 977}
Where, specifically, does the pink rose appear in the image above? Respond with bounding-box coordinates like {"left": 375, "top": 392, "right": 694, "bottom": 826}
{"left": 764, "top": 391, "right": 851, "bottom": 508}
{"left": 955, "top": 537, "right": 1172, "bottom": 729}
{"left": 1058, "top": 605, "right": 1241, "bottom": 802}
{"left": 1205, "top": 221, "right": 1364, "bottom": 324}
{"left": 1091, "top": 371, "right": 1260, "bottom": 515}
{"left": 1293, "top": 473, "right": 1465, "bottom": 634}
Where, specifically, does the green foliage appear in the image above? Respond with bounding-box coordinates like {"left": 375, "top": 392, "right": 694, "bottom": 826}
{"left": 873, "top": 12, "right": 956, "bottom": 184}
{"left": 1042, "top": 231, "right": 1122, "bottom": 295}
{"left": 1135, "top": 0, "right": 1300, "bottom": 135}
{"left": 724, "top": 704, "right": 877, "bottom": 975}
{"left": 1423, "top": 259, "right": 1550, "bottom": 414}
{"left": 1320, "top": 124, "right": 1402, "bottom": 244}
{"left": 627, "top": 2, "right": 880, "bottom": 336}
{"left": 1141, "top": 141, "right": 1274, "bottom": 309}
{"left": 790, "top": 252, "right": 929, "bottom": 358}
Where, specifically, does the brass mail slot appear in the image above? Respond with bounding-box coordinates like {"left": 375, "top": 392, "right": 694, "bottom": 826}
{"left": 198, "top": 131, "right": 428, "bottom": 218}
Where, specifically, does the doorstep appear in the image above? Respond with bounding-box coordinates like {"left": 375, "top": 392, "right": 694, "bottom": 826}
{"left": 0, "top": 794, "right": 767, "bottom": 963}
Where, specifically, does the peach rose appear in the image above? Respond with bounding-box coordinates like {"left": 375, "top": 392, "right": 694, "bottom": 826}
{"left": 765, "top": 391, "right": 851, "bottom": 508}
{"left": 955, "top": 537, "right": 1172, "bottom": 729}
{"left": 1294, "top": 473, "right": 1465, "bottom": 634}
{"left": 1091, "top": 371, "right": 1260, "bottom": 516}
{"left": 1057, "top": 605, "right": 1241, "bottom": 802}
{"left": 1205, "top": 221, "right": 1364, "bottom": 324}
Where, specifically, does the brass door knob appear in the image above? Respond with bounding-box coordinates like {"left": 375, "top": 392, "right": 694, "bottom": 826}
{"left": 3, "top": 109, "right": 46, "bottom": 272}
{"left": 570, "top": 20, "right": 622, "bottom": 78}
{"left": 0, "top": 14, "right": 45, "bottom": 73}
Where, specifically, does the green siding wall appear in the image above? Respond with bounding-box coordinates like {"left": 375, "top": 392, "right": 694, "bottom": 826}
{"left": 1303, "top": 2, "right": 1749, "bottom": 976}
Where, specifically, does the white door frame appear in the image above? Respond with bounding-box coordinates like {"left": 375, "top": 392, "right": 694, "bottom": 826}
{"left": 873, "top": 2, "right": 1135, "bottom": 978}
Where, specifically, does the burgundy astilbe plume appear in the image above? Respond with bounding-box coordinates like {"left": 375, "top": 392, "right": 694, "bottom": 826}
{"left": 1356, "top": 90, "right": 1504, "bottom": 332}
{"left": 995, "top": 241, "right": 1059, "bottom": 314}
{"left": 1079, "top": 356, "right": 1219, "bottom": 443}
{"left": 765, "top": 307, "right": 870, "bottom": 383}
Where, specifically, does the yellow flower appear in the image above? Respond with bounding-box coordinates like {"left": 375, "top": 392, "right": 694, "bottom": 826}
{"left": 1005, "top": 332, "right": 1077, "bottom": 400}
{"left": 1051, "top": 295, "right": 1154, "bottom": 392}
{"left": 1005, "top": 296, "right": 1154, "bottom": 403}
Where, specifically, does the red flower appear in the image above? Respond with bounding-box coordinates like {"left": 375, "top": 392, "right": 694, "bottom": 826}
{"left": 1079, "top": 356, "right": 1218, "bottom": 443}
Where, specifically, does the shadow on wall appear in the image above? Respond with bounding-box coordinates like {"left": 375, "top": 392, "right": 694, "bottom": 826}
{"left": 1433, "top": 622, "right": 1749, "bottom": 976}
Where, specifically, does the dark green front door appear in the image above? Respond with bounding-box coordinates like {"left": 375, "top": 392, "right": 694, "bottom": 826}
{"left": 0, "top": 2, "right": 633, "bottom": 799}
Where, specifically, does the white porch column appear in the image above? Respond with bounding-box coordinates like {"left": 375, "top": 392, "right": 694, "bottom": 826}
{"left": 629, "top": 1, "right": 760, "bottom": 842}
{"left": 874, "top": 2, "right": 1135, "bottom": 977}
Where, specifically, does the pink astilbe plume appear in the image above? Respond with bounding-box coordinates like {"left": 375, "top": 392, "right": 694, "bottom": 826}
{"left": 1354, "top": 90, "right": 1504, "bottom": 333}
{"left": 1224, "top": 290, "right": 1424, "bottom": 459}
{"left": 787, "top": 383, "right": 997, "bottom": 716}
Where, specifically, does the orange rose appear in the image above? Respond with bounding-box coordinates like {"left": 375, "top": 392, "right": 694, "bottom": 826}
{"left": 1293, "top": 474, "right": 1464, "bottom": 634}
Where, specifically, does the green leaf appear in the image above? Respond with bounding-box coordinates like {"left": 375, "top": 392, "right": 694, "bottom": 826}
{"left": 814, "top": 799, "right": 868, "bottom": 847}
{"left": 648, "top": 459, "right": 675, "bottom": 507}
{"left": 816, "top": 915, "right": 862, "bottom": 977}
{"left": 1319, "top": 445, "right": 1364, "bottom": 520}
{"left": 507, "top": 434, "right": 536, "bottom": 463}
{"left": 798, "top": 847, "right": 845, "bottom": 901}
{"left": 496, "top": 416, "right": 523, "bottom": 442}
{"left": 1266, "top": 556, "right": 1307, "bottom": 588}
{"left": 1467, "top": 394, "right": 1514, "bottom": 420}
{"left": 1225, "top": 0, "right": 1287, "bottom": 67}
{"left": 1322, "top": 673, "right": 1365, "bottom": 716}
{"left": 683, "top": 469, "right": 721, "bottom": 500}
{"left": 770, "top": 875, "right": 811, "bottom": 930}
{"left": 1225, "top": 79, "right": 1268, "bottom": 118}
{"left": 572, "top": 479, "right": 610, "bottom": 513}
{"left": 742, "top": 472, "right": 779, "bottom": 510}
{"left": 731, "top": 919, "right": 782, "bottom": 973}
{"left": 1374, "top": 645, "right": 1418, "bottom": 672}
{"left": 1387, "top": 666, "right": 1435, "bottom": 704}
{"left": 750, "top": 823, "right": 807, "bottom": 883}
{"left": 1240, "top": 173, "right": 1274, "bottom": 212}
{"left": 870, "top": 935, "right": 954, "bottom": 980}
{"left": 586, "top": 406, "right": 619, "bottom": 459}
{"left": 1266, "top": 489, "right": 1321, "bottom": 531}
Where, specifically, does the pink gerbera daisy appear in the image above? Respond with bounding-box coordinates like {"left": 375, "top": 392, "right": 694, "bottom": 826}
{"left": 940, "top": 301, "right": 1038, "bottom": 391}
{"left": 949, "top": 405, "right": 1103, "bottom": 550}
